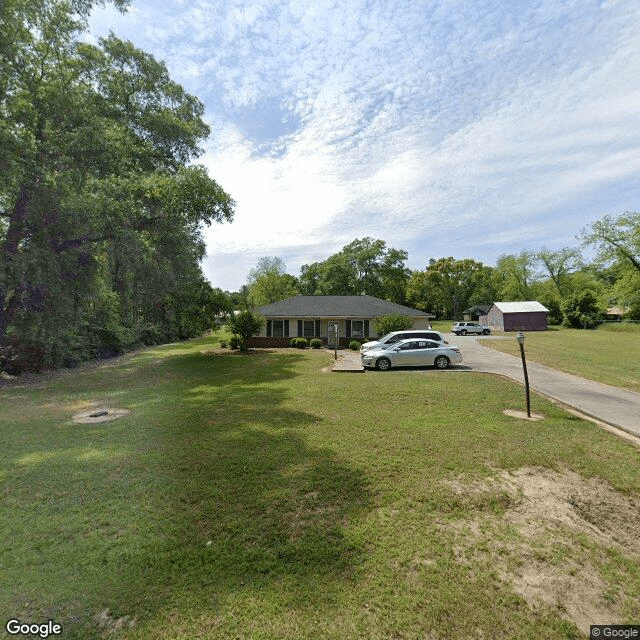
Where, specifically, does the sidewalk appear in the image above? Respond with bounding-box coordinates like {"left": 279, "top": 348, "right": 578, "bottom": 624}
{"left": 459, "top": 337, "right": 640, "bottom": 438}
{"left": 330, "top": 349, "right": 364, "bottom": 372}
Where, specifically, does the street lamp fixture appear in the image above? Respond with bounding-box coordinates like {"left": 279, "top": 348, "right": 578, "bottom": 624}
{"left": 515, "top": 332, "right": 531, "bottom": 418}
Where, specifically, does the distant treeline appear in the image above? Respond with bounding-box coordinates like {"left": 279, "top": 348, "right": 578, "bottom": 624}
{"left": 241, "top": 216, "right": 640, "bottom": 328}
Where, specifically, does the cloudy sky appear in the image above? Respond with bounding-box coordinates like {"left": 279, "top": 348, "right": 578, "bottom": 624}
{"left": 88, "top": 0, "right": 640, "bottom": 291}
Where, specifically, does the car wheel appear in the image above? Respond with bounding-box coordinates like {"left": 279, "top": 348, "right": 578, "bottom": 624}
{"left": 483, "top": 329, "right": 490, "bottom": 335}
{"left": 376, "top": 357, "right": 391, "bottom": 371}
{"left": 460, "top": 329, "right": 467, "bottom": 335}
{"left": 434, "top": 355, "right": 450, "bottom": 369}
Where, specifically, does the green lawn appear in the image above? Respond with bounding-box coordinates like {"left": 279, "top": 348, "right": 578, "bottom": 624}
{"left": 479, "top": 324, "right": 640, "bottom": 392}
{"left": 1, "top": 337, "right": 639, "bottom": 639}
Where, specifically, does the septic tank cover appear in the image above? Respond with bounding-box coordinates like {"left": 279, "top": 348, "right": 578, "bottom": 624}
{"left": 72, "top": 407, "right": 130, "bottom": 423}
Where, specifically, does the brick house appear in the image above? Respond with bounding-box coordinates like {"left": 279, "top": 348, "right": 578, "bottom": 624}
{"left": 480, "top": 301, "right": 549, "bottom": 332}
{"left": 247, "top": 295, "right": 435, "bottom": 347}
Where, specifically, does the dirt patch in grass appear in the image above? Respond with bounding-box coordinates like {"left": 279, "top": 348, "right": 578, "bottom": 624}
{"left": 94, "top": 608, "right": 137, "bottom": 637}
{"left": 200, "top": 348, "right": 261, "bottom": 356}
{"left": 502, "top": 409, "right": 545, "bottom": 421}
{"left": 282, "top": 490, "right": 342, "bottom": 541}
{"left": 441, "top": 466, "right": 640, "bottom": 634}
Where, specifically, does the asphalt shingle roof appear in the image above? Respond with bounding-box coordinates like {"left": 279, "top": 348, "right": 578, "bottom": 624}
{"left": 256, "top": 295, "right": 432, "bottom": 318}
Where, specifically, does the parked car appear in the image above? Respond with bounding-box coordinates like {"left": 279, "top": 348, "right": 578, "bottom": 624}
{"left": 361, "top": 338, "right": 462, "bottom": 370}
{"left": 451, "top": 321, "right": 491, "bottom": 336}
{"left": 360, "top": 330, "right": 448, "bottom": 353}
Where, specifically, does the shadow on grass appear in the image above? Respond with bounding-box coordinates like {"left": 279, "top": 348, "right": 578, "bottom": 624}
{"left": 1, "top": 346, "right": 372, "bottom": 639}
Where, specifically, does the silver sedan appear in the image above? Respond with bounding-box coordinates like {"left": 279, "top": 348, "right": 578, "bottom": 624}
{"left": 361, "top": 338, "right": 462, "bottom": 371}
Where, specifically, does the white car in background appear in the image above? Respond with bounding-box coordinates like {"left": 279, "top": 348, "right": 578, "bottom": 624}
{"left": 451, "top": 321, "right": 491, "bottom": 336}
{"left": 361, "top": 338, "right": 462, "bottom": 371}
{"left": 360, "top": 330, "right": 448, "bottom": 353}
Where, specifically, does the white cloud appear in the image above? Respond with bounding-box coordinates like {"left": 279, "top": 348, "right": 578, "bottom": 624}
{"left": 88, "top": 0, "right": 640, "bottom": 289}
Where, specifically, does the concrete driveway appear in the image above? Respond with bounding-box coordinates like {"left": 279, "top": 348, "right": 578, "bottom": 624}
{"left": 450, "top": 334, "right": 640, "bottom": 438}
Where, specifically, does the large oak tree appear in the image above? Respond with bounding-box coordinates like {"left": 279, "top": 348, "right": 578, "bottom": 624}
{"left": 0, "top": 0, "right": 234, "bottom": 368}
{"left": 299, "top": 238, "right": 410, "bottom": 303}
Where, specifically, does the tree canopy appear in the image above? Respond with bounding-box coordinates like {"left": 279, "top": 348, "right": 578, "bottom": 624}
{"left": 581, "top": 212, "right": 640, "bottom": 274}
{"left": 246, "top": 257, "right": 299, "bottom": 306}
{"left": 581, "top": 212, "right": 640, "bottom": 320}
{"left": 407, "top": 257, "right": 495, "bottom": 319}
{"left": 299, "top": 238, "right": 410, "bottom": 303}
{"left": 0, "top": 0, "right": 234, "bottom": 371}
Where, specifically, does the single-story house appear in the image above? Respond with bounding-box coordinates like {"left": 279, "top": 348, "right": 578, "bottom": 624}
{"left": 247, "top": 295, "right": 435, "bottom": 347}
{"left": 480, "top": 301, "right": 549, "bottom": 332}
{"left": 463, "top": 304, "right": 492, "bottom": 321}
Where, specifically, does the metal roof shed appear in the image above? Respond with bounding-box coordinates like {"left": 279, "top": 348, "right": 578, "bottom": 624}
{"left": 480, "top": 301, "right": 549, "bottom": 332}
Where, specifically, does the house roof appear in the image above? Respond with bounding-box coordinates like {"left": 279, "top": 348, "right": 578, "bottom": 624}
{"left": 606, "top": 306, "right": 630, "bottom": 316}
{"left": 464, "top": 304, "right": 492, "bottom": 314}
{"left": 256, "top": 295, "right": 433, "bottom": 318}
{"left": 492, "top": 301, "right": 549, "bottom": 313}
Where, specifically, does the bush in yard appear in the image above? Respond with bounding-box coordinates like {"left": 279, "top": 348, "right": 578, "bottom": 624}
{"left": 0, "top": 337, "right": 48, "bottom": 375}
{"left": 374, "top": 314, "right": 414, "bottom": 337}
{"left": 226, "top": 311, "right": 264, "bottom": 351}
{"left": 538, "top": 294, "right": 563, "bottom": 326}
{"left": 229, "top": 336, "right": 241, "bottom": 349}
{"left": 562, "top": 290, "right": 603, "bottom": 329}
{"left": 290, "top": 338, "right": 307, "bottom": 348}
{"left": 348, "top": 340, "right": 361, "bottom": 351}
{"left": 310, "top": 338, "right": 322, "bottom": 349}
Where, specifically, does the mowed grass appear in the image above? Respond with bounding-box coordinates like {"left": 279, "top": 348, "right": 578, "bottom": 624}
{"left": 478, "top": 323, "right": 640, "bottom": 392}
{"left": 1, "top": 336, "right": 640, "bottom": 639}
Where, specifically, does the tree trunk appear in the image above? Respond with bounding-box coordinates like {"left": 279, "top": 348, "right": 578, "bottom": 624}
{"left": 0, "top": 185, "right": 31, "bottom": 347}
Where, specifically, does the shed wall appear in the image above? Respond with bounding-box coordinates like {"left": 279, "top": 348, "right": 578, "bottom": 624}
{"left": 503, "top": 312, "right": 548, "bottom": 331}
{"left": 481, "top": 306, "right": 504, "bottom": 330}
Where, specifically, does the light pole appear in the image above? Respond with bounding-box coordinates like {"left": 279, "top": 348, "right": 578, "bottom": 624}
{"left": 515, "top": 332, "right": 531, "bottom": 418}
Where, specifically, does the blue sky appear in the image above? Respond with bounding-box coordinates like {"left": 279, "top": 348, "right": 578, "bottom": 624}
{"left": 88, "top": 0, "right": 640, "bottom": 291}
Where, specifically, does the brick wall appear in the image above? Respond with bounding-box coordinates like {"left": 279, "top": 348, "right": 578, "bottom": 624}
{"left": 244, "top": 337, "right": 293, "bottom": 348}
{"left": 245, "top": 336, "right": 362, "bottom": 348}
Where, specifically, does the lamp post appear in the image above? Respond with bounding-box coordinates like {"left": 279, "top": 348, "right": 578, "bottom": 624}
{"left": 515, "top": 332, "right": 531, "bottom": 418}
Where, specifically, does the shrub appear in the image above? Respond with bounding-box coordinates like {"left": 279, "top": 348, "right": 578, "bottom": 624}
{"left": 562, "top": 290, "right": 603, "bottom": 329}
{"left": 538, "top": 294, "right": 563, "bottom": 326}
{"left": 348, "top": 340, "right": 361, "bottom": 351}
{"left": 229, "top": 336, "right": 241, "bottom": 350}
{"left": 374, "top": 314, "right": 414, "bottom": 337}
{"left": 226, "top": 311, "right": 264, "bottom": 351}
{"left": 310, "top": 338, "right": 322, "bottom": 349}
{"left": 138, "top": 323, "right": 165, "bottom": 346}
{"left": 290, "top": 337, "right": 307, "bottom": 348}
{"left": 0, "top": 337, "right": 48, "bottom": 375}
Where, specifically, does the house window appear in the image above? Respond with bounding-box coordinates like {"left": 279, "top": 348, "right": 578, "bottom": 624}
{"left": 351, "top": 320, "right": 364, "bottom": 338}
{"left": 302, "top": 320, "right": 315, "bottom": 337}
{"left": 272, "top": 320, "right": 285, "bottom": 337}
